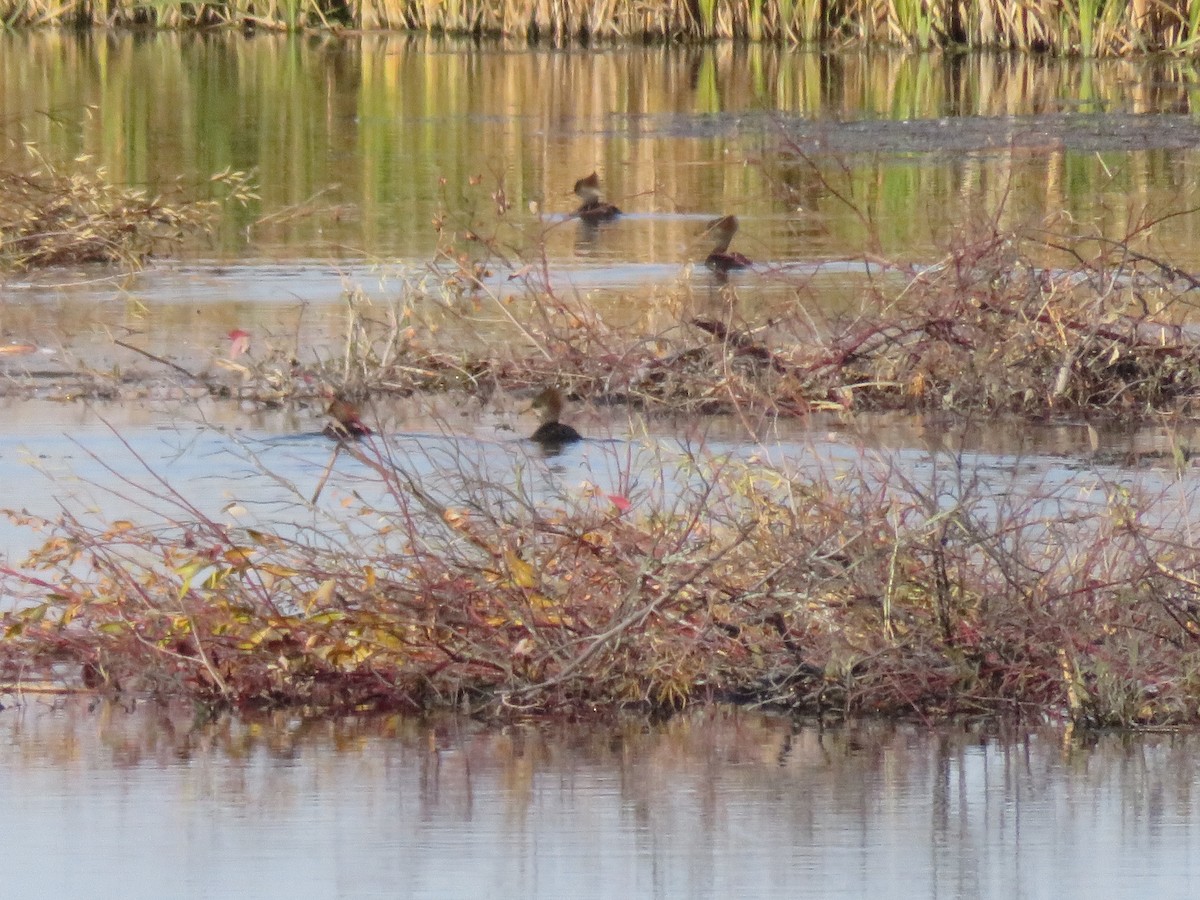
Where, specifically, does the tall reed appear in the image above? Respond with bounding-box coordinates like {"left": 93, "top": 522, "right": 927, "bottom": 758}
{"left": 0, "top": 0, "right": 1198, "bottom": 54}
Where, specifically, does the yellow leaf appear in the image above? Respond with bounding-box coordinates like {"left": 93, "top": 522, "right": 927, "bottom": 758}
{"left": 223, "top": 547, "right": 256, "bottom": 566}
{"left": 259, "top": 564, "right": 299, "bottom": 579}
{"left": 370, "top": 631, "right": 407, "bottom": 652}
{"left": 309, "top": 579, "right": 337, "bottom": 611}
{"left": 308, "top": 610, "right": 345, "bottom": 626}
{"left": 247, "top": 530, "right": 285, "bottom": 548}
{"left": 204, "top": 567, "right": 234, "bottom": 589}
{"left": 175, "top": 560, "right": 209, "bottom": 600}
{"left": 240, "top": 626, "right": 281, "bottom": 650}
{"left": 20, "top": 603, "right": 49, "bottom": 623}
{"left": 504, "top": 550, "right": 538, "bottom": 589}
{"left": 327, "top": 643, "right": 376, "bottom": 669}
{"left": 175, "top": 559, "right": 207, "bottom": 580}
{"left": 348, "top": 643, "right": 374, "bottom": 665}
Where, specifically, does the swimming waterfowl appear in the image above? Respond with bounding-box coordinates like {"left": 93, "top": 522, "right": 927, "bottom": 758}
{"left": 323, "top": 396, "right": 372, "bottom": 440}
{"left": 573, "top": 172, "right": 621, "bottom": 222}
{"left": 529, "top": 387, "right": 583, "bottom": 446}
{"left": 704, "top": 215, "right": 752, "bottom": 272}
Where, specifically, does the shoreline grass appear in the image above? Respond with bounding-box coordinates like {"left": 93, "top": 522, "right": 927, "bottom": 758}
{"left": 0, "top": 0, "right": 1197, "bottom": 56}
{"left": 0, "top": 141, "right": 256, "bottom": 271}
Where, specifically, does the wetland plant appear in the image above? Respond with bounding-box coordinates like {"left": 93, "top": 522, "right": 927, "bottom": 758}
{"left": 5, "top": 174, "right": 1200, "bottom": 728}
{"left": 3, "top": 419, "right": 1200, "bottom": 728}
{"left": 0, "top": 0, "right": 1193, "bottom": 55}
{"left": 0, "top": 141, "right": 255, "bottom": 271}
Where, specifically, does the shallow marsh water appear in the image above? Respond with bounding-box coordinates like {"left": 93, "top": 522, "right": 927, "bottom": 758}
{"left": 7, "top": 36, "right": 1200, "bottom": 366}
{"left": 3, "top": 396, "right": 1199, "bottom": 565}
{"left": 4, "top": 701, "right": 1200, "bottom": 899}
{"left": 6, "top": 33, "right": 1200, "bottom": 896}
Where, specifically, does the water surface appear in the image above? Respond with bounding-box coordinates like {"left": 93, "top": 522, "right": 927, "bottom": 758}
{"left": 4, "top": 37, "right": 1200, "bottom": 897}
{"left": 3, "top": 701, "right": 1199, "bottom": 898}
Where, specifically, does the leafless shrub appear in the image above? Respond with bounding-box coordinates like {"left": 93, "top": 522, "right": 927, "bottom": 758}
{"left": 4, "top": 418, "right": 1200, "bottom": 725}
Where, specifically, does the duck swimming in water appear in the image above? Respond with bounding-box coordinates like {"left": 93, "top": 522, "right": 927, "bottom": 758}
{"left": 573, "top": 172, "right": 621, "bottom": 223}
{"left": 528, "top": 387, "right": 583, "bottom": 447}
{"left": 703, "top": 215, "right": 752, "bottom": 272}
{"left": 323, "top": 395, "right": 372, "bottom": 440}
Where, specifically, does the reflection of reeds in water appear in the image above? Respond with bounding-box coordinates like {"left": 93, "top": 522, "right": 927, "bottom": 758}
{"left": 5, "top": 38, "right": 1200, "bottom": 269}
{"left": 0, "top": 0, "right": 1197, "bottom": 53}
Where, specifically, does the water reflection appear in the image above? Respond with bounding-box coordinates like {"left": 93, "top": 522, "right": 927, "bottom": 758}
{"left": 2, "top": 701, "right": 1198, "bottom": 898}
{"left": 4, "top": 35, "right": 1200, "bottom": 272}
{"left": 6, "top": 36, "right": 1200, "bottom": 392}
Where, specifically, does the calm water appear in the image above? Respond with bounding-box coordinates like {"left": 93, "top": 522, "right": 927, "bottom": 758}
{"left": 5, "top": 36, "right": 1200, "bottom": 364}
{"left": 6, "top": 35, "right": 1200, "bottom": 895}
{"left": 3, "top": 701, "right": 1200, "bottom": 899}
{"left": 3, "top": 396, "right": 1199, "bottom": 565}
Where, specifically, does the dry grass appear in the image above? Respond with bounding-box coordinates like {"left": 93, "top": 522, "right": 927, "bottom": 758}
{"left": 0, "top": 0, "right": 1195, "bottom": 54}
{"left": 0, "top": 142, "right": 256, "bottom": 271}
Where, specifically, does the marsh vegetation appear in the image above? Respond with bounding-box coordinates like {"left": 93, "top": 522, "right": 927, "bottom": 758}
{"left": 5, "top": 150, "right": 1200, "bottom": 727}
{"left": 0, "top": 0, "right": 1194, "bottom": 56}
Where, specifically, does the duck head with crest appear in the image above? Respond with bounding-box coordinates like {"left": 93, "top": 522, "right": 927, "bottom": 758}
{"left": 572, "top": 172, "right": 621, "bottom": 223}
{"left": 528, "top": 386, "right": 583, "bottom": 449}
{"left": 703, "top": 214, "right": 751, "bottom": 272}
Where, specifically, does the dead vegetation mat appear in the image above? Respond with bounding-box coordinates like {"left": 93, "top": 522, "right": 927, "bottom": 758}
{"left": 127, "top": 218, "right": 1200, "bottom": 424}
{"left": 4, "top": 429, "right": 1200, "bottom": 726}
{"left": 0, "top": 142, "right": 253, "bottom": 270}
{"left": 7, "top": 171, "right": 1200, "bottom": 723}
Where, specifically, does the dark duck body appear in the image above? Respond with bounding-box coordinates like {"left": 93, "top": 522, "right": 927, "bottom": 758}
{"left": 704, "top": 214, "right": 751, "bottom": 271}
{"left": 573, "top": 172, "right": 621, "bottom": 223}
{"left": 529, "top": 387, "right": 582, "bottom": 447}
{"left": 324, "top": 396, "right": 372, "bottom": 440}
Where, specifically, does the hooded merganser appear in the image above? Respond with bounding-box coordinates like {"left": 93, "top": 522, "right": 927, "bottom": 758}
{"left": 529, "top": 387, "right": 583, "bottom": 446}
{"left": 323, "top": 396, "right": 372, "bottom": 440}
{"left": 573, "top": 172, "right": 621, "bottom": 223}
{"left": 704, "top": 215, "right": 751, "bottom": 271}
